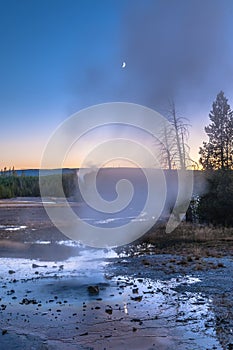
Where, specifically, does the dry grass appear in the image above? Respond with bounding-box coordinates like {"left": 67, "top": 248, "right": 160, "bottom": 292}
{"left": 142, "top": 223, "right": 233, "bottom": 256}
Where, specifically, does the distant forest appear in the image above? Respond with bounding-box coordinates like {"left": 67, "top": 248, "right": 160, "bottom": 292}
{"left": 0, "top": 91, "right": 233, "bottom": 227}
{"left": 0, "top": 168, "right": 233, "bottom": 227}
{"left": 0, "top": 172, "right": 80, "bottom": 200}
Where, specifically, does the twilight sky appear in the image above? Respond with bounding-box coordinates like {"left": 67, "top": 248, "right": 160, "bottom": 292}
{"left": 1, "top": 0, "right": 233, "bottom": 169}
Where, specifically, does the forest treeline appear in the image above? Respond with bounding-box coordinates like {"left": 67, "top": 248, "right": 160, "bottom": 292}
{"left": 197, "top": 169, "right": 233, "bottom": 227}
{"left": 0, "top": 91, "right": 233, "bottom": 227}
{"left": 196, "top": 91, "right": 233, "bottom": 226}
{"left": 0, "top": 173, "right": 81, "bottom": 200}
{"left": 0, "top": 169, "right": 232, "bottom": 227}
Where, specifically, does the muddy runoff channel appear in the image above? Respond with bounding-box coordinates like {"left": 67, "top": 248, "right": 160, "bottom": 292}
{"left": 0, "top": 235, "right": 232, "bottom": 350}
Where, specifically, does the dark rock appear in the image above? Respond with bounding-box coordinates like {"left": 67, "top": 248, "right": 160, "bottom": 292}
{"left": 19, "top": 298, "right": 37, "bottom": 305}
{"left": 88, "top": 285, "right": 99, "bottom": 295}
{"left": 130, "top": 318, "right": 141, "bottom": 322}
{"left": 105, "top": 305, "right": 112, "bottom": 315}
{"left": 32, "top": 263, "right": 40, "bottom": 268}
{"left": 130, "top": 295, "right": 143, "bottom": 302}
{"left": 7, "top": 290, "right": 15, "bottom": 295}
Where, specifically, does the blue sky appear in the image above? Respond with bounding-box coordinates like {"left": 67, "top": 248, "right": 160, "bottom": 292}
{"left": 1, "top": 0, "right": 233, "bottom": 168}
{"left": 0, "top": 0, "right": 123, "bottom": 120}
{"left": 0, "top": 0, "right": 124, "bottom": 167}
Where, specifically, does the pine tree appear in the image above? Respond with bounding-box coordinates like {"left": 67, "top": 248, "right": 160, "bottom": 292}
{"left": 199, "top": 91, "right": 233, "bottom": 170}
{"left": 198, "top": 170, "right": 233, "bottom": 226}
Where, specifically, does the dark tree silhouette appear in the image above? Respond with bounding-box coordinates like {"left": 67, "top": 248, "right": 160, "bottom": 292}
{"left": 198, "top": 170, "right": 233, "bottom": 226}
{"left": 199, "top": 91, "right": 233, "bottom": 170}
{"left": 158, "top": 101, "right": 192, "bottom": 169}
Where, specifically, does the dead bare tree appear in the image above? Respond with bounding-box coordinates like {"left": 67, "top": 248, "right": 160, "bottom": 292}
{"left": 158, "top": 100, "right": 194, "bottom": 170}
{"left": 157, "top": 119, "right": 176, "bottom": 170}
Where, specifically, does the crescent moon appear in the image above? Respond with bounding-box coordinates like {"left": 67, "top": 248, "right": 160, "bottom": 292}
{"left": 122, "top": 61, "right": 126, "bottom": 68}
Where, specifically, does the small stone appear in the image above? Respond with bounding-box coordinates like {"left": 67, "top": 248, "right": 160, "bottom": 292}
{"left": 79, "top": 332, "right": 88, "bottom": 336}
{"left": 130, "top": 318, "right": 141, "bottom": 323}
{"left": 87, "top": 285, "right": 99, "bottom": 295}
{"left": 105, "top": 305, "right": 112, "bottom": 315}
{"left": 32, "top": 263, "right": 47, "bottom": 268}
{"left": 32, "top": 263, "right": 40, "bottom": 268}
{"left": 7, "top": 290, "right": 15, "bottom": 295}
{"left": 130, "top": 295, "right": 143, "bottom": 302}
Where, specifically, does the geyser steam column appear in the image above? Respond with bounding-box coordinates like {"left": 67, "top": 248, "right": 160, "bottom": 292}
{"left": 39, "top": 103, "right": 193, "bottom": 248}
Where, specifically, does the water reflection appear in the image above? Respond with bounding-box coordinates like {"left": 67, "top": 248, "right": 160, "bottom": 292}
{"left": 0, "top": 242, "right": 222, "bottom": 349}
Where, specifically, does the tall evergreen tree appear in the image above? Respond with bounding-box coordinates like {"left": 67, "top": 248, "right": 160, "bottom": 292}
{"left": 199, "top": 91, "right": 233, "bottom": 170}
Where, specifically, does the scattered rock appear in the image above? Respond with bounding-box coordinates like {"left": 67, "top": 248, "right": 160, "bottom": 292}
{"left": 79, "top": 332, "right": 88, "bottom": 336}
{"left": 130, "top": 318, "right": 141, "bottom": 322}
{"left": 187, "top": 256, "right": 193, "bottom": 262}
{"left": 88, "top": 285, "right": 99, "bottom": 295}
{"left": 32, "top": 263, "right": 47, "bottom": 268}
{"left": 142, "top": 259, "right": 150, "bottom": 266}
{"left": 130, "top": 295, "right": 143, "bottom": 302}
{"left": 8, "top": 270, "right": 15, "bottom": 275}
{"left": 143, "top": 290, "right": 154, "bottom": 294}
{"left": 32, "top": 264, "right": 40, "bottom": 269}
{"left": 217, "top": 262, "right": 225, "bottom": 268}
{"left": 7, "top": 289, "right": 15, "bottom": 295}
{"left": 2, "top": 330, "right": 7, "bottom": 335}
{"left": 105, "top": 305, "right": 113, "bottom": 315}
{"left": 20, "top": 298, "right": 37, "bottom": 305}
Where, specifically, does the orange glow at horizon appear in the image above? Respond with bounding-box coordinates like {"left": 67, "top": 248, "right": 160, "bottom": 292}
{"left": 1, "top": 117, "right": 207, "bottom": 170}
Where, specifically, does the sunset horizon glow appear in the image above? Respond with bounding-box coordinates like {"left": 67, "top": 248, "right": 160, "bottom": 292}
{"left": 1, "top": 1, "right": 233, "bottom": 170}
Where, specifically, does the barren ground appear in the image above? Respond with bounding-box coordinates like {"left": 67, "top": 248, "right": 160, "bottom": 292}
{"left": 0, "top": 198, "right": 232, "bottom": 350}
